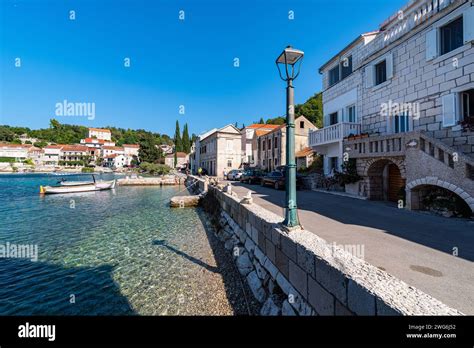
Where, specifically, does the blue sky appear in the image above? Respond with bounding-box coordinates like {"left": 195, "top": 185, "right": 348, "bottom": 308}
{"left": 0, "top": 0, "right": 407, "bottom": 136}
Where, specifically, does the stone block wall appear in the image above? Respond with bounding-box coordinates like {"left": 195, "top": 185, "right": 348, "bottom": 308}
{"left": 188, "top": 175, "right": 463, "bottom": 315}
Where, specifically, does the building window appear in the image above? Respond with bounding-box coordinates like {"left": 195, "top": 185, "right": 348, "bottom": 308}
{"left": 393, "top": 113, "right": 410, "bottom": 134}
{"left": 375, "top": 60, "right": 387, "bottom": 85}
{"left": 347, "top": 105, "right": 356, "bottom": 123}
{"left": 328, "top": 56, "right": 352, "bottom": 87}
{"left": 227, "top": 160, "right": 232, "bottom": 168}
{"left": 329, "top": 66, "right": 340, "bottom": 87}
{"left": 274, "top": 137, "right": 278, "bottom": 148}
{"left": 329, "top": 112, "right": 338, "bottom": 125}
{"left": 440, "top": 17, "right": 463, "bottom": 56}
{"left": 341, "top": 56, "right": 352, "bottom": 79}
{"left": 461, "top": 89, "right": 474, "bottom": 126}
{"left": 300, "top": 121, "right": 305, "bottom": 128}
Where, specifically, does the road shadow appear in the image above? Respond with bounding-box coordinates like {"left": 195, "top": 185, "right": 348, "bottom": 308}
{"left": 232, "top": 181, "right": 474, "bottom": 262}
{"left": 0, "top": 258, "right": 135, "bottom": 315}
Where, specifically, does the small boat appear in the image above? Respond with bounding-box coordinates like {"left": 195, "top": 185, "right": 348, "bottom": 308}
{"left": 40, "top": 179, "right": 116, "bottom": 194}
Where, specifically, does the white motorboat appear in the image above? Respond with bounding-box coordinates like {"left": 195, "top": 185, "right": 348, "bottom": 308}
{"left": 40, "top": 179, "right": 116, "bottom": 194}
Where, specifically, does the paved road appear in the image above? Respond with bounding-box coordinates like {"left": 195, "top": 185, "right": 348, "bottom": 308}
{"left": 227, "top": 181, "right": 474, "bottom": 314}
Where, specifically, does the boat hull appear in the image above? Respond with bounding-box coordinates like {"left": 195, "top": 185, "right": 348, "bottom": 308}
{"left": 41, "top": 180, "right": 116, "bottom": 194}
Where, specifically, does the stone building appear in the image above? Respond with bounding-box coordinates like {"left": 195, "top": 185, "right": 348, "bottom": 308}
{"left": 311, "top": 0, "right": 474, "bottom": 213}
{"left": 240, "top": 124, "right": 281, "bottom": 167}
{"left": 257, "top": 116, "right": 316, "bottom": 172}
{"left": 196, "top": 124, "right": 242, "bottom": 178}
{"left": 164, "top": 152, "right": 189, "bottom": 169}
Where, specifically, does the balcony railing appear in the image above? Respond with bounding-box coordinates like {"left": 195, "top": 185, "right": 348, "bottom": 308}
{"left": 309, "top": 122, "right": 360, "bottom": 147}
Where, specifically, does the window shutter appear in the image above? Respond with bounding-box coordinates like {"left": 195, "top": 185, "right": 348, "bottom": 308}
{"left": 426, "top": 28, "right": 438, "bottom": 61}
{"left": 464, "top": 6, "right": 474, "bottom": 43}
{"left": 365, "top": 65, "right": 374, "bottom": 88}
{"left": 386, "top": 53, "right": 394, "bottom": 79}
{"left": 442, "top": 93, "right": 457, "bottom": 127}
{"left": 340, "top": 109, "right": 345, "bottom": 122}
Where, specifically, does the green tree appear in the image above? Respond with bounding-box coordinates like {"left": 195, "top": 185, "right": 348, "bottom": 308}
{"left": 266, "top": 117, "right": 285, "bottom": 125}
{"left": 174, "top": 120, "right": 182, "bottom": 152}
{"left": 259, "top": 117, "right": 265, "bottom": 124}
{"left": 295, "top": 92, "right": 323, "bottom": 128}
{"left": 138, "top": 134, "right": 161, "bottom": 163}
{"left": 182, "top": 123, "right": 190, "bottom": 153}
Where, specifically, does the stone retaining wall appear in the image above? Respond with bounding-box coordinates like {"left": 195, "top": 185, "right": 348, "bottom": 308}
{"left": 187, "top": 175, "right": 463, "bottom": 316}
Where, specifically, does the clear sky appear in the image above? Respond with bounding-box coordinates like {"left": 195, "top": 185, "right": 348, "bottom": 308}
{"left": 0, "top": 0, "right": 407, "bottom": 137}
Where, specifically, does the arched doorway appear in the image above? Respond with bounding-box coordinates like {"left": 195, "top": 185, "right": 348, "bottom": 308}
{"left": 408, "top": 184, "right": 473, "bottom": 217}
{"left": 367, "top": 159, "right": 405, "bottom": 202}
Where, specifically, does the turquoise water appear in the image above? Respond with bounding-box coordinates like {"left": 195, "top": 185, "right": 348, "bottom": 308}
{"left": 0, "top": 174, "right": 241, "bottom": 315}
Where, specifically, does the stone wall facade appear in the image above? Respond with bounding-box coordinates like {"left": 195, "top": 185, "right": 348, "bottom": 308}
{"left": 188, "top": 175, "right": 463, "bottom": 315}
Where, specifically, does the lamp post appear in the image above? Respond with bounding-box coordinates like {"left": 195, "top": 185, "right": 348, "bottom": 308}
{"left": 276, "top": 46, "right": 304, "bottom": 229}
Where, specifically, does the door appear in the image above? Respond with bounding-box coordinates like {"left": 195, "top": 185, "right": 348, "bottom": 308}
{"left": 388, "top": 164, "right": 405, "bottom": 202}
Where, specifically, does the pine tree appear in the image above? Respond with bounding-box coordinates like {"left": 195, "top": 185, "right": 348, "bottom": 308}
{"left": 174, "top": 120, "right": 182, "bottom": 153}
{"left": 182, "top": 123, "right": 190, "bottom": 153}
{"left": 259, "top": 117, "right": 265, "bottom": 124}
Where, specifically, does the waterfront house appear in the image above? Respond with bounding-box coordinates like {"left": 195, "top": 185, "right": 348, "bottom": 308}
{"left": 59, "top": 145, "right": 89, "bottom": 166}
{"left": 241, "top": 124, "right": 281, "bottom": 167}
{"left": 190, "top": 128, "right": 216, "bottom": 174}
{"left": 310, "top": 0, "right": 474, "bottom": 213}
{"left": 194, "top": 124, "right": 242, "bottom": 178}
{"left": 0, "top": 143, "right": 30, "bottom": 161}
{"left": 101, "top": 146, "right": 124, "bottom": 158}
{"left": 88, "top": 127, "right": 112, "bottom": 141}
{"left": 257, "top": 116, "right": 316, "bottom": 172}
{"left": 27, "top": 146, "right": 43, "bottom": 165}
{"left": 164, "top": 152, "right": 189, "bottom": 169}
{"left": 123, "top": 144, "right": 140, "bottom": 166}
{"left": 42, "top": 145, "right": 62, "bottom": 166}
{"left": 103, "top": 154, "right": 127, "bottom": 168}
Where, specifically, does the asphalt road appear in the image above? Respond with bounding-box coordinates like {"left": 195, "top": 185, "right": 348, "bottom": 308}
{"left": 227, "top": 180, "right": 474, "bottom": 314}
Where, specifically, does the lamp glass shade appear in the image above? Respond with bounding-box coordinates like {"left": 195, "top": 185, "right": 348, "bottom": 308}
{"left": 276, "top": 47, "right": 304, "bottom": 65}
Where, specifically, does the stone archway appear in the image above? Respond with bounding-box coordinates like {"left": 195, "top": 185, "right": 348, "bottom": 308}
{"left": 406, "top": 177, "right": 474, "bottom": 213}
{"left": 366, "top": 159, "right": 406, "bottom": 202}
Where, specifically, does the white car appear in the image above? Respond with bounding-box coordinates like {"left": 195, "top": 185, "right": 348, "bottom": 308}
{"left": 227, "top": 169, "right": 243, "bottom": 181}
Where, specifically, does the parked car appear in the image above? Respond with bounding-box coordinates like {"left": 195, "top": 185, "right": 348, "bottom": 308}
{"left": 227, "top": 169, "right": 243, "bottom": 181}
{"left": 240, "top": 169, "right": 265, "bottom": 184}
{"left": 261, "top": 170, "right": 303, "bottom": 190}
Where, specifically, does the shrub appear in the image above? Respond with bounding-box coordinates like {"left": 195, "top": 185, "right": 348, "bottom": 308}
{"left": 139, "top": 162, "right": 171, "bottom": 175}
{"left": 81, "top": 167, "right": 94, "bottom": 173}
{"left": 335, "top": 159, "right": 362, "bottom": 185}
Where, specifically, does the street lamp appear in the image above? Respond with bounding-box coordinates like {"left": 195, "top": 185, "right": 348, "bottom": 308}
{"left": 276, "top": 45, "right": 304, "bottom": 229}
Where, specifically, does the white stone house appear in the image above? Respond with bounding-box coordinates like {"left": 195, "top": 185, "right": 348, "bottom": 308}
{"left": 123, "top": 144, "right": 140, "bottom": 166}
{"left": 195, "top": 124, "right": 242, "bottom": 178}
{"left": 42, "top": 145, "right": 62, "bottom": 166}
{"left": 311, "top": 0, "right": 474, "bottom": 213}
{"left": 190, "top": 128, "right": 217, "bottom": 175}
{"left": 88, "top": 128, "right": 112, "bottom": 141}
{"left": 310, "top": 31, "right": 379, "bottom": 175}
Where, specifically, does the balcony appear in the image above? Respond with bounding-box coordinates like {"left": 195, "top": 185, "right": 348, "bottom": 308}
{"left": 309, "top": 122, "right": 360, "bottom": 147}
